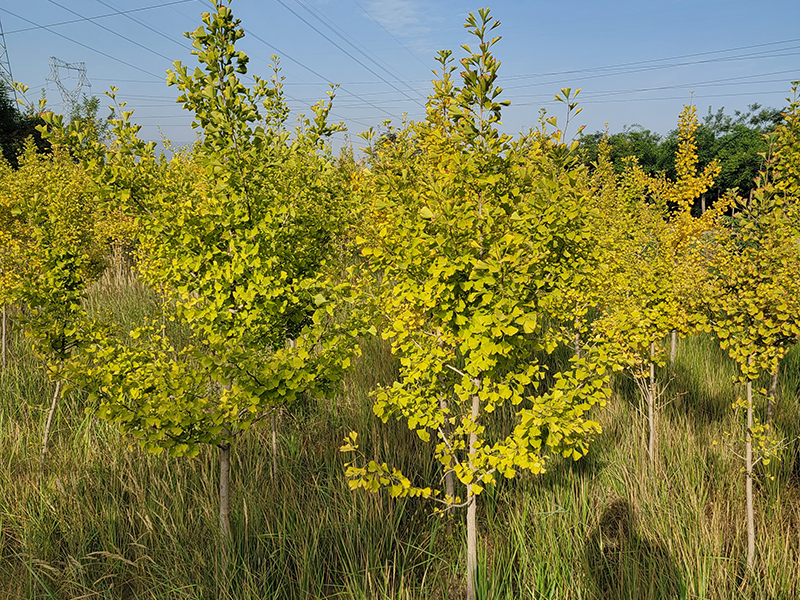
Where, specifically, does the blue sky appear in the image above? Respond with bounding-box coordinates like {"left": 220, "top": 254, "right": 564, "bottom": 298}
{"left": 2, "top": 0, "right": 799, "bottom": 149}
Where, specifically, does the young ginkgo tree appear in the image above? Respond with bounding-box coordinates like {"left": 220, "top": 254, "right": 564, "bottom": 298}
{"left": 696, "top": 83, "right": 800, "bottom": 573}
{"left": 342, "top": 10, "right": 612, "bottom": 599}
{"left": 0, "top": 139, "right": 106, "bottom": 473}
{"left": 591, "top": 105, "right": 723, "bottom": 463}
{"left": 66, "top": 0, "right": 363, "bottom": 541}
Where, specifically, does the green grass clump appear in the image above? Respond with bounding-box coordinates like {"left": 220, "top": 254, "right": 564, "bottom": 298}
{"left": 1, "top": 268, "right": 798, "bottom": 599}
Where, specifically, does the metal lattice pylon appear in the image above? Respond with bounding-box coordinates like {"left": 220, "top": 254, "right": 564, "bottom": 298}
{"left": 46, "top": 56, "right": 90, "bottom": 117}
{"left": 0, "top": 16, "right": 16, "bottom": 99}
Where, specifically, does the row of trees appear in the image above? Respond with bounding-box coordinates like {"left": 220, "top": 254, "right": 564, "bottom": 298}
{"left": 1, "top": 1, "right": 799, "bottom": 596}
{"left": 579, "top": 101, "right": 784, "bottom": 204}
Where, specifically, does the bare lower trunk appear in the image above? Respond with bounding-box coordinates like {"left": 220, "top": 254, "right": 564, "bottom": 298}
{"left": 746, "top": 379, "right": 754, "bottom": 572}
{"left": 439, "top": 397, "right": 454, "bottom": 502}
{"left": 271, "top": 412, "right": 278, "bottom": 480}
{"left": 765, "top": 371, "right": 778, "bottom": 428}
{"left": 40, "top": 380, "right": 62, "bottom": 476}
{"left": 701, "top": 193, "right": 706, "bottom": 214}
{"left": 1, "top": 304, "right": 7, "bottom": 371}
{"left": 466, "top": 386, "right": 480, "bottom": 600}
{"left": 219, "top": 443, "right": 232, "bottom": 542}
{"left": 670, "top": 330, "right": 677, "bottom": 366}
{"left": 466, "top": 490, "right": 477, "bottom": 600}
{"left": 648, "top": 343, "right": 656, "bottom": 463}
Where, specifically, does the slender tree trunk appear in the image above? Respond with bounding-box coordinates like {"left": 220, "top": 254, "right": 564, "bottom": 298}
{"left": 219, "top": 443, "right": 232, "bottom": 542}
{"left": 670, "top": 330, "right": 677, "bottom": 366}
{"left": 746, "top": 379, "right": 755, "bottom": 572}
{"left": 40, "top": 380, "right": 62, "bottom": 476}
{"left": 271, "top": 412, "right": 278, "bottom": 480}
{"left": 466, "top": 386, "right": 480, "bottom": 600}
{"left": 466, "top": 491, "right": 477, "bottom": 600}
{"left": 648, "top": 343, "right": 656, "bottom": 463}
{"left": 439, "top": 397, "right": 454, "bottom": 502}
{"left": 701, "top": 193, "right": 706, "bottom": 214}
{"left": 766, "top": 371, "right": 778, "bottom": 428}
{"left": 1, "top": 304, "right": 7, "bottom": 371}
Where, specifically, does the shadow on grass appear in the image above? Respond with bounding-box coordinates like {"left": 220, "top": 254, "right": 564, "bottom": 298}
{"left": 585, "top": 499, "right": 684, "bottom": 600}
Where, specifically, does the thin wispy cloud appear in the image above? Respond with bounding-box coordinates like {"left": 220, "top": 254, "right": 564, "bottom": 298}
{"left": 364, "top": 0, "right": 430, "bottom": 40}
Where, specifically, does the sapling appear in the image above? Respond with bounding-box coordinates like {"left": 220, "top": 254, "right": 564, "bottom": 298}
{"left": 343, "top": 11, "right": 612, "bottom": 599}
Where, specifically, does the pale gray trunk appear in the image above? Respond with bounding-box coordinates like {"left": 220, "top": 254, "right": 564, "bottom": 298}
{"left": 439, "top": 397, "right": 454, "bottom": 502}
{"left": 701, "top": 193, "right": 706, "bottom": 214}
{"left": 466, "top": 387, "right": 480, "bottom": 600}
{"left": 220, "top": 443, "right": 232, "bottom": 542}
{"left": 271, "top": 412, "right": 278, "bottom": 480}
{"left": 746, "top": 380, "right": 754, "bottom": 571}
{"left": 1, "top": 304, "right": 7, "bottom": 371}
{"left": 648, "top": 342, "right": 656, "bottom": 463}
{"left": 670, "top": 330, "right": 677, "bottom": 366}
{"left": 766, "top": 371, "right": 778, "bottom": 428}
{"left": 40, "top": 380, "right": 62, "bottom": 475}
{"left": 466, "top": 492, "right": 477, "bottom": 600}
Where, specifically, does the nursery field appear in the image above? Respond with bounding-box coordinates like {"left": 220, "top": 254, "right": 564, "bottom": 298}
{"left": 1, "top": 270, "right": 800, "bottom": 599}
{"left": 1, "top": 1, "right": 800, "bottom": 599}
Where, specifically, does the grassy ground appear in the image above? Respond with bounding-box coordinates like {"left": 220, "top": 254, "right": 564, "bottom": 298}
{"left": 1, "top": 268, "right": 799, "bottom": 599}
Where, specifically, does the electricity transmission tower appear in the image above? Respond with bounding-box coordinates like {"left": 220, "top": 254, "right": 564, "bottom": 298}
{"left": 46, "top": 56, "right": 90, "bottom": 117}
{"left": 0, "top": 16, "right": 16, "bottom": 100}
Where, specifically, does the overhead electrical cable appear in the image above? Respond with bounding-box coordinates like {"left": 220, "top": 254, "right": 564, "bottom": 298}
{"left": 506, "top": 69, "right": 800, "bottom": 104}
{"left": 289, "top": 0, "right": 426, "bottom": 103}
{"left": 0, "top": 7, "right": 162, "bottom": 79}
{"left": 272, "top": 0, "right": 424, "bottom": 109}
{"left": 43, "top": 0, "right": 177, "bottom": 63}
{"left": 505, "top": 45, "right": 800, "bottom": 90}
{"left": 502, "top": 37, "right": 800, "bottom": 81}
{"left": 91, "top": 0, "right": 195, "bottom": 53}
{"left": 269, "top": 37, "right": 800, "bottom": 89}
{"left": 240, "top": 26, "right": 399, "bottom": 119}
{"left": 4, "top": 0, "right": 195, "bottom": 35}
{"left": 53, "top": 1, "right": 393, "bottom": 123}
{"left": 512, "top": 88, "right": 793, "bottom": 108}
{"left": 349, "top": 0, "right": 430, "bottom": 69}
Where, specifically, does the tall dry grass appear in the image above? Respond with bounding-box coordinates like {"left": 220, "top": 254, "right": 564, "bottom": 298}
{"left": 1, "top": 267, "right": 798, "bottom": 599}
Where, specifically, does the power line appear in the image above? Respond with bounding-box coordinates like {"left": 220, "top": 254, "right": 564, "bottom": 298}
{"left": 256, "top": 37, "right": 800, "bottom": 89}
{"left": 349, "top": 0, "right": 429, "bottom": 70}
{"left": 503, "top": 36, "right": 800, "bottom": 83}
{"left": 61, "top": 0, "right": 393, "bottom": 123}
{"left": 512, "top": 88, "right": 792, "bottom": 108}
{"left": 289, "top": 0, "right": 425, "bottom": 104}
{"left": 504, "top": 45, "right": 800, "bottom": 91}
{"left": 0, "top": 7, "right": 163, "bottom": 79}
{"left": 272, "top": 0, "right": 424, "bottom": 109}
{"left": 91, "top": 0, "right": 195, "bottom": 54}
{"left": 241, "top": 27, "right": 398, "bottom": 119}
{"left": 507, "top": 69, "right": 800, "bottom": 104}
{"left": 4, "top": 0, "right": 196, "bottom": 35}
{"left": 43, "top": 0, "right": 177, "bottom": 64}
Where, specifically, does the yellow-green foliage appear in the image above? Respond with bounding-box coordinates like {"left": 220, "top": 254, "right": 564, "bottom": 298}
{"left": 592, "top": 105, "right": 723, "bottom": 373}
{"left": 343, "top": 10, "right": 612, "bottom": 505}
{"left": 697, "top": 85, "right": 800, "bottom": 381}
{"left": 65, "top": 0, "right": 364, "bottom": 458}
{"left": 0, "top": 141, "right": 104, "bottom": 374}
